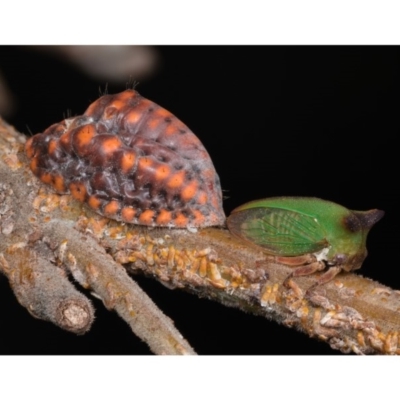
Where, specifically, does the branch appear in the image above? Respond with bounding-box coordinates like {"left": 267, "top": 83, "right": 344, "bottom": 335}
{"left": 1, "top": 117, "right": 399, "bottom": 354}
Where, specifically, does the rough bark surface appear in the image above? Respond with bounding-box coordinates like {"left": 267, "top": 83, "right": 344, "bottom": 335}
{"left": 1, "top": 117, "right": 400, "bottom": 355}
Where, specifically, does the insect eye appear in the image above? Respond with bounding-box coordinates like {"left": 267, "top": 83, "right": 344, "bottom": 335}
{"left": 342, "top": 214, "right": 361, "bottom": 233}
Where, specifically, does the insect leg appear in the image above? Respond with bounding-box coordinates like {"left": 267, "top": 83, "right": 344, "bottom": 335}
{"left": 283, "top": 261, "right": 326, "bottom": 288}
{"left": 304, "top": 266, "right": 342, "bottom": 298}
{"left": 275, "top": 254, "right": 316, "bottom": 266}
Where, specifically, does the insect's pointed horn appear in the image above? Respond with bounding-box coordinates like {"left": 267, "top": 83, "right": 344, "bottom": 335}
{"left": 353, "top": 209, "right": 385, "bottom": 230}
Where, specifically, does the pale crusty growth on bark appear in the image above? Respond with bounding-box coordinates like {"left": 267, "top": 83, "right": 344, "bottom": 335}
{"left": 1, "top": 117, "right": 400, "bottom": 354}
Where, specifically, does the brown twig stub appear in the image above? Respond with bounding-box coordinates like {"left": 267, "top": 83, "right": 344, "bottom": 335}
{"left": 0, "top": 248, "right": 94, "bottom": 334}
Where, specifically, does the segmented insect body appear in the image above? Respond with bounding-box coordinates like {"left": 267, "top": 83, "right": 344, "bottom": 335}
{"left": 25, "top": 89, "right": 225, "bottom": 228}
{"left": 227, "top": 197, "right": 384, "bottom": 273}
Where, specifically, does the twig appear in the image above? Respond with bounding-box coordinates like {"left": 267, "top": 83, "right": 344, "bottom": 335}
{"left": 0, "top": 248, "right": 94, "bottom": 334}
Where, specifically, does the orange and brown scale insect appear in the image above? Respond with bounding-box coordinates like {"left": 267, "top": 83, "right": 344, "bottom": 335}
{"left": 25, "top": 89, "right": 225, "bottom": 228}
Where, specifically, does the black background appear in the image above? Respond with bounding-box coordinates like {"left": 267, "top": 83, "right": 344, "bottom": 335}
{"left": 0, "top": 46, "right": 398, "bottom": 355}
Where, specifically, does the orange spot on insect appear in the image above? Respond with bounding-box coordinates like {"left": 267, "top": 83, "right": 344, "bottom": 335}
{"left": 121, "top": 207, "right": 136, "bottom": 222}
{"left": 88, "top": 195, "right": 102, "bottom": 210}
{"left": 197, "top": 192, "right": 208, "bottom": 205}
{"left": 101, "top": 137, "right": 122, "bottom": 155}
{"left": 116, "top": 90, "right": 135, "bottom": 102}
{"left": 126, "top": 110, "right": 142, "bottom": 125}
{"left": 48, "top": 140, "right": 58, "bottom": 155}
{"left": 156, "top": 209, "right": 172, "bottom": 225}
{"left": 60, "top": 130, "right": 73, "bottom": 147}
{"left": 108, "top": 99, "right": 125, "bottom": 111}
{"left": 84, "top": 101, "right": 99, "bottom": 117}
{"left": 155, "top": 165, "right": 171, "bottom": 181}
{"left": 166, "top": 170, "right": 185, "bottom": 189}
{"left": 41, "top": 172, "right": 53, "bottom": 184}
{"left": 53, "top": 175, "right": 66, "bottom": 192}
{"left": 29, "top": 158, "right": 38, "bottom": 173}
{"left": 138, "top": 156, "right": 153, "bottom": 172}
{"left": 140, "top": 98, "right": 153, "bottom": 107}
{"left": 156, "top": 108, "right": 171, "bottom": 118}
{"left": 165, "top": 124, "right": 176, "bottom": 135}
{"left": 181, "top": 181, "right": 198, "bottom": 201}
{"left": 76, "top": 124, "right": 96, "bottom": 147}
{"left": 104, "top": 200, "right": 120, "bottom": 216}
{"left": 25, "top": 137, "right": 34, "bottom": 158}
{"left": 181, "top": 133, "right": 202, "bottom": 147}
{"left": 192, "top": 210, "right": 205, "bottom": 226}
{"left": 139, "top": 209, "right": 155, "bottom": 224}
{"left": 69, "top": 182, "right": 87, "bottom": 202}
{"left": 174, "top": 212, "right": 188, "bottom": 227}
{"left": 147, "top": 118, "right": 160, "bottom": 130}
{"left": 120, "top": 151, "right": 136, "bottom": 173}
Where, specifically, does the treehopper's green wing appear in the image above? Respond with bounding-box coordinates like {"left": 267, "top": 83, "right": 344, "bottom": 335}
{"left": 227, "top": 206, "right": 328, "bottom": 256}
